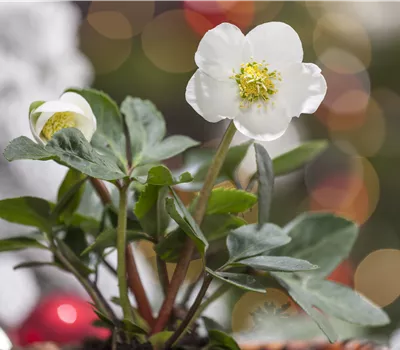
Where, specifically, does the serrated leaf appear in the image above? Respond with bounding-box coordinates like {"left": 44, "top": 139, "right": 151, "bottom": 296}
{"left": 272, "top": 213, "right": 358, "bottom": 278}
{"left": 165, "top": 197, "right": 207, "bottom": 256}
{"left": 206, "top": 268, "right": 266, "bottom": 293}
{"left": 66, "top": 88, "right": 127, "bottom": 167}
{"left": 273, "top": 140, "right": 328, "bottom": 176}
{"left": 144, "top": 165, "right": 193, "bottom": 186}
{"left": 4, "top": 129, "right": 126, "bottom": 180}
{"left": 208, "top": 330, "right": 240, "bottom": 350}
{"left": 0, "top": 236, "right": 48, "bottom": 253}
{"left": 121, "top": 97, "right": 166, "bottom": 164}
{"left": 82, "top": 228, "right": 150, "bottom": 255}
{"left": 206, "top": 188, "right": 257, "bottom": 215}
{"left": 254, "top": 143, "right": 274, "bottom": 224}
{"left": 3, "top": 136, "right": 54, "bottom": 161}
{"left": 237, "top": 256, "right": 318, "bottom": 272}
{"left": 227, "top": 224, "right": 290, "bottom": 263}
{"left": 0, "top": 197, "right": 52, "bottom": 232}
{"left": 274, "top": 273, "right": 338, "bottom": 343}
{"left": 304, "top": 279, "right": 389, "bottom": 326}
{"left": 178, "top": 141, "right": 253, "bottom": 191}
{"left": 142, "top": 135, "right": 200, "bottom": 164}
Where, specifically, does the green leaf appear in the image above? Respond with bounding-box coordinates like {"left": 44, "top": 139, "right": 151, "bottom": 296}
{"left": 178, "top": 141, "right": 253, "bottom": 191}
{"left": 55, "top": 169, "right": 87, "bottom": 222}
{"left": 0, "top": 236, "right": 47, "bottom": 252}
{"left": 237, "top": 256, "right": 318, "bottom": 272}
{"left": 63, "top": 226, "right": 89, "bottom": 262}
{"left": 66, "top": 88, "right": 126, "bottom": 168}
{"left": 0, "top": 197, "right": 52, "bottom": 232}
{"left": 122, "top": 319, "right": 148, "bottom": 335}
{"left": 254, "top": 143, "right": 274, "bottom": 224}
{"left": 273, "top": 140, "right": 328, "bottom": 176}
{"left": 201, "top": 214, "right": 247, "bottom": 242}
{"left": 206, "top": 188, "right": 257, "bottom": 215}
{"left": 134, "top": 185, "right": 170, "bottom": 237}
{"left": 149, "top": 332, "right": 174, "bottom": 349}
{"left": 46, "top": 128, "right": 126, "bottom": 180}
{"left": 165, "top": 196, "right": 208, "bottom": 256}
{"left": 13, "top": 261, "right": 61, "bottom": 270}
{"left": 154, "top": 229, "right": 185, "bottom": 262}
{"left": 206, "top": 268, "right": 266, "bottom": 293}
{"left": 303, "top": 279, "right": 389, "bottom": 326}
{"left": 82, "top": 228, "right": 150, "bottom": 255}
{"left": 227, "top": 223, "right": 290, "bottom": 263}
{"left": 208, "top": 330, "right": 240, "bottom": 350}
{"left": 272, "top": 213, "right": 358, "bottom": 278}
{"left": 93, "top": 309, "right": 115, "bottom": 328}
{"left": 121, "top": 97, "right": 166, "bottom": 164}
{"left": 4, "top": 129, "right": 126, "bottom": 180}
{"left": 142, "top": 135, "right": 200, "bottom": 163}
{"left": 57, "top": 238, "right": 94, "bottom": 277}
{"left": 144, "top": 165, "right": 193, "bottom": 186}
{"left": 275, "top": 274, "right": 338, "bottom": 343}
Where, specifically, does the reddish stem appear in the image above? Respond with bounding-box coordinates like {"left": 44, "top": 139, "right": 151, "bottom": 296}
{"left": 126, "top": 244, "right": 155, "bottom": 326}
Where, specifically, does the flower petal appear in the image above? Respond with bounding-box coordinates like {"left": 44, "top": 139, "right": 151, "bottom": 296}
{"left": 186, "top": 70, "right": 240, "bottom": 123}
{"left": 246, "top": 22, "right": 303, "bottom": 66}
{"left": 195, "top": 23, "right": 249, "bottom": 81}
{"left": 233, "top": 102, "right": 292, "bottom": 141}
{"left": 60, "top": 92, "right": 97, "bottom": 127}
{"left": 278, "top": 63, "right": 327, "bottom": 116}
{"left": 74, "top": 113, "right": 97, "bottom": 141}
{"left": 34, "top": 100, "right": 84, "bottom": 115}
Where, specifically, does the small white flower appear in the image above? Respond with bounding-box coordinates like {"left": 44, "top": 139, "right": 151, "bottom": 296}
{"left": 186, "top": 22, "right": 327, "bottom": 141}
{"left": 29, "top": 92, "right": 97, "bottom": 144}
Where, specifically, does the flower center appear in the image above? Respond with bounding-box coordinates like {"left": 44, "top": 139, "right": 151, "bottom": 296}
{"left": 232, "top": 61, "right": 281, "bottom": 108}
{"left": 41, "top": 112, "right": 76, "bottom": 140}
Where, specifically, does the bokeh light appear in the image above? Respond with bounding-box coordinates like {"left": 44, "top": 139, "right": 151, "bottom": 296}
{"left": 355, "top": 249, "right": 400, "bottom": 307}
{"left": 231, "top": 288, "right": 298, "bottom": 333}
{"left": 88, "top": 2, "right": 155, "bottom": 38}
{"left": 87, "top": 11, "right": 133, "bottom": 40}
{"left": 57, "top": 304, "right": 77, "bottom": 324}
{"left": 142, "top": 10, "right": 200, "bottom": 73}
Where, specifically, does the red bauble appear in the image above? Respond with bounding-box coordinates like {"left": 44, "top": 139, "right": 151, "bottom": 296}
{"left": 17, "top": 294, "right": 110, "bottom": 346}
{"left": 327, "top": 260, "right": 354, "bottom": 287}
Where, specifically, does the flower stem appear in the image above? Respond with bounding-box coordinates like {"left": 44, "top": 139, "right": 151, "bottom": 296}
{"left": 151, "top": 121, "right": 237, "bottom": 334}
{"left": 167, "top": 279, "right": 230, "bottom": 348}
{"left": 157, "top": 256, "right": 170, "bottom": 296}
{"left": 117, "top": 184, "right": 134, "bottom": 322}
{"left": 126, "top": 243, "right": 155, "bottom": 326}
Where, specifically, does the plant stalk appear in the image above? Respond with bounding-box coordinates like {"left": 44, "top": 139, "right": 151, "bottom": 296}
{"left": 165, "top": 275, "right": 213, "bottom": 348}
{"left": 156, "top": 256, "right": 170, "bottom": 296}
{"left": 151, "top": 121, "right": 237, "bottom": 334}
{"left": 117, "top": 184, "right": 134, "bottom": 322}
{"left": 126, "top": 243, "right": 155, "bottom": 326}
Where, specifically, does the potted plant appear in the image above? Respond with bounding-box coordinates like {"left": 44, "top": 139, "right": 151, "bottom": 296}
{"left": 1, "top": 21, "right": 389, "bottom": 350}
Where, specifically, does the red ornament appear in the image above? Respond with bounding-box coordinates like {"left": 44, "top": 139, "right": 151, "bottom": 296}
{"left": 17, "top": 294, "right": 110, "bottom": 346}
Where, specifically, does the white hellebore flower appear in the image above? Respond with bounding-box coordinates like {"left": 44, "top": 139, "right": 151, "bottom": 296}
{"left": 186, "top": 22, "right": 327, "bottom": 141}
{"left": 29, "top": 92, "right": 97, "bottom": 144}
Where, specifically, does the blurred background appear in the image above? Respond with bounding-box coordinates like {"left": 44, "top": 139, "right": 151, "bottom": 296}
{"left": 1, "top": 1, "right": 400, "bottom": 348}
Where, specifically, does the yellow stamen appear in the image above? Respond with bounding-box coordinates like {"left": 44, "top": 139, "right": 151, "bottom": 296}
{"left": 41, "top": 112, "right": 76, "bottom": 140}
{"left": 231, "top": 60, "right": 281, "bottom": 108}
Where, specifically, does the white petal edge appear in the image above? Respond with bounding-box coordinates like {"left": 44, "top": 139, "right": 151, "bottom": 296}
{"left": 278, "top": 62, "right": 327, "bottom": 117}
{"left": 60, "top": 92, "right": 97, "bottom": 128}
{"left": 233, "top": 102, "right": 292, "bottom": 142}
{"left": 33, "top": 100, "right": 84, "bottom": 115}
{"left": 246, "top": 22, "right": 303, "bottom": 67}
{"left": 195, "top": 23, "right": 250, "bottom": 81}
{"left": 186, "top": 69, "right": 241, "bottom": 123}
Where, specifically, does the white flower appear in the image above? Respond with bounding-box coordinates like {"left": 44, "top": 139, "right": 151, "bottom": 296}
{"left": 186, "top": 22, "right": 327, "bottom": 141}
{"left": 29, "top": 92, "right": 97, "bottom": 144}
